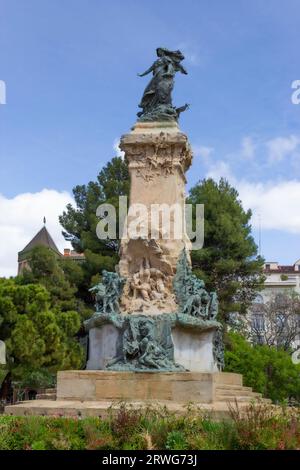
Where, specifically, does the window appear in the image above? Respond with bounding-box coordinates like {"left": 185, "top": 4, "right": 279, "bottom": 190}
{"left": 254, "top": 294, "right": 264, "bottom": 304}
{"left": 252, "top": 313, "right": 265, "bottom": 331}
{"left": 276, "top": 313, "right": 287, "bottom": 328}
{"left": 275, "top": 293, "right": 288, "bottom": 308}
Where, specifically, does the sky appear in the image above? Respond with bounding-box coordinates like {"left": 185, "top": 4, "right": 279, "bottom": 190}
{"left": 1, "top": 0, "right": 300, "bottom": 276}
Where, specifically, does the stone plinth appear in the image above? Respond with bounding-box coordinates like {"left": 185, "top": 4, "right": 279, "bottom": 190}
{"left": 56, "top": 370, "right": 242, "bottom": 404}
{"left": 4, "top": 370, "right": 272, "bottom": 418}
{"left": 86, "top": 325, "right": 120, "bottom": 370}
{"left": 172, "top": 328, "right": 218, "bottom": 373}
{"left": 84, "top": 312, "right": 221, "bottom": 373}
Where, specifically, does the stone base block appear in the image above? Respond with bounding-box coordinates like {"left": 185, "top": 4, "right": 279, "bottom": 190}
{"left": 86, "top": 325, "right": 120, "bottom": 370}
{"left": 56, "top": 370, "right": 242, "bottom": 404}
{"left": 86, "top": 322, "right": 220, "bottom": 373}
{"left": 5, "top": 370, "right": 273, "bottom": 417}
{"left": 172, "top": 328, "right": 218, "bottom": 372}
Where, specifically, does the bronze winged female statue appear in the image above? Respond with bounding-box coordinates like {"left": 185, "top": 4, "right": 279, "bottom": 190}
{"left": 137, "top": 47, "right": 189, "bottom": 122}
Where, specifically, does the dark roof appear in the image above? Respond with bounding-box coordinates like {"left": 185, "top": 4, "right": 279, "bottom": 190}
{"left": 264, "top": 265, "right": 295, "bottom": 273}
{"left": 18, "top": 226, "right": 61, "bottom": 257}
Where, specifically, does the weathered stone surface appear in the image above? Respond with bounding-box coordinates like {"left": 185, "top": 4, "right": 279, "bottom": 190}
{"left": 118, "top": 122, "right": 193, "bottom": 316}
{"left": 56, "top": 370, "right": 242, "bottom": 403}
{"left": 86, "top": 325, "right": 120, "bottom": 370}
{"left": 172, "top": 328, "right": 218, "bottom": 373}
{"left": 4, "top": 398, "right": 273, "bottom": 420}
{"left": 6, "top": 372, "right": 273, "bottom": 418}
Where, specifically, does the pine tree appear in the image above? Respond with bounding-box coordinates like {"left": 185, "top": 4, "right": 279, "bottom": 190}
{"left": 189, "top": 178, "right": 265, "bottom": 321}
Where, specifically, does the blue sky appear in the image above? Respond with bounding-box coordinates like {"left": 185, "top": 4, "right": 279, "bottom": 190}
{"left": 1, "top": 0, "right": 300, "bottom": 275}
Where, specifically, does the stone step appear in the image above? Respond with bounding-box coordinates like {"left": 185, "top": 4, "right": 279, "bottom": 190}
{"left": 44, "top": 389, "right": 56, "bottom": 395}
{"left": 216, "top": 394, "right": 263, "bottom": 402}
{"left": 213, "top": 372, "right": 243, "bottom": 386}
{"left": 35, "top": 393, "right": 56, "bottom": 400}
{"left": 4, "top": 399, "right": 274, "bottom": 419}
{"left": 216, "top": 385, "right": 252, "bottom": 392}
{"left": 216, "top": 389, "right": 258, "bottom": 398}
{"left": 216, "top": 395, "right": 272, "bottom": 404}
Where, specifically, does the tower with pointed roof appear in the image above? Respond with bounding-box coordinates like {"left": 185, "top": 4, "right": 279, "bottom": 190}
{"left": 17, "top": 223, "right": 61, "bottom": 275}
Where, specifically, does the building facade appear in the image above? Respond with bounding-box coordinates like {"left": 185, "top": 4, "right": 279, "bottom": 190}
{"left": 249, "top": 260, "right": 300, "bottom": 351}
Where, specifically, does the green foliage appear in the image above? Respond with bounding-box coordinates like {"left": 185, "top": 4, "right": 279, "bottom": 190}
{"left": 59, "top": 157, "right": 129, "bottom": 255}
{"left": 0, "top": 278, "right": 83, "bottom": 380}
{"left": 16, "top": 368, "right": 55, "bottom": 389}
{"left": 1, "top": 404, "right": 300, "bottom": 450}
{"left": 0, "top": 368, "right": 8, "bottom": 388}
{"left": 18, "top": 246, "right": 90, "bottom": 319}
{"left": 59, "top": 157, "right": 129, "bottom": 304}
{"left": 225, "top": 331, "right": 300, "bottom": 402}
{"left": 189, "top": 178, "right": 265, "bottom": 321}
{"left": 165, "top": 430, "right": 188, "bottom": 450}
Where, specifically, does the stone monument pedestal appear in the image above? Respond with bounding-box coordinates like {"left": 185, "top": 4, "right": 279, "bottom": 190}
{"left": 5, "top": 370, "right": 271, "bottom": 418}
{"left": 86, "top": 323, "right": 219, "bottom": 373}
{"left": 56, "top": 370, "right": 240, "bottom": 403}
{"left": 83, "top": 121, "right": 224, "bottom": 375}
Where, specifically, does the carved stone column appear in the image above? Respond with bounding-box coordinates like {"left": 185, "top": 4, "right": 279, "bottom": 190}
{"left": 118, "top": 121, "right": 193, "bottom": 315}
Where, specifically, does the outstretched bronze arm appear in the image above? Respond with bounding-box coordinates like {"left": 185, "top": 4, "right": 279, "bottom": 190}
{"left": 138, "top": 64, "right": 154, "bottom": 77}
{"left": 177, "top": 63, "right": 188, "bottom": 75}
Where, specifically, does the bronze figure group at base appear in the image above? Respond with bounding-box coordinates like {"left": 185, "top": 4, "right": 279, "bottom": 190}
{"left": 87, "top": 249, "right": 224, "bottom": 372}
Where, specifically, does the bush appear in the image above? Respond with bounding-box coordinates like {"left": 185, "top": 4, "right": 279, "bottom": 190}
{"left": 14, "top": 368, "right": 55, "bottom": 390}
{"left": 1, "top": 404, "right": 300, "bottom": 450}
{"left": 225, "top": 332, "right": 300, "bottom": 403}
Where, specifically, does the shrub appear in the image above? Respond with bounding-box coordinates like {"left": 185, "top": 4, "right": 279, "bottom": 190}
{"left": 228, "top": 401, "right": 300, "bottom": 450}
{"left": 225, "top": 332, "right": 300, "bottom": 403}
{"left": 0, "top": 405, "right": 300, "bottom": 450}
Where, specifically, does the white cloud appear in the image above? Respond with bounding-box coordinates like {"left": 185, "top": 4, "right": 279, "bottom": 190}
{"left": 206, "top": 160, "right": 234, "bottom": 182}
{"left": 241, "top": 136, "right": 255, "bottom": 160}
{"left": 266, "top": 135, "right": 300, "bottom": 164}
{"left": 238, "top": 180, "right": 300, "bottom": 234}
{"left": 192, "top": 145, "right": 214, "bottom": 164}
{"left": 202, "top": 138, "right": 300, "bottom": 234}
{"left": 0, "top": 189, "right": 74, "bottom": 277}
{"left": 113, "top": 138, "right": 125, "bottom": 159}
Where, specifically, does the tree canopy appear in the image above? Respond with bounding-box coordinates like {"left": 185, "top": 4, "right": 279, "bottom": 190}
{"left": 225, "top": 331, "right": 300, "bottom": 403}
{"left": 18, "top": 246, "right": 91, "bottom": 320}
{"left": 0, "top": 278, "right": 83, "bottom": 381}
{"left": 59, "top": 157, "right": 129, "bottom": 303}
{"left": 188, "top": 178, "right": 265, "bottom": 321}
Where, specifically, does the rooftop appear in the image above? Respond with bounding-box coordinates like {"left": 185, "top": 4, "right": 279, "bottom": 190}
{"left": 18, "top": 225, "right": 61, "bottom": 259}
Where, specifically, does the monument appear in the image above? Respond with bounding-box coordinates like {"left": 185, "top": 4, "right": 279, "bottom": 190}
{"left": 6, "top": 48, "right": 270, "bottom": 415}
{"left": 84, "top": 47, "right": 223, "bottom": 375}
